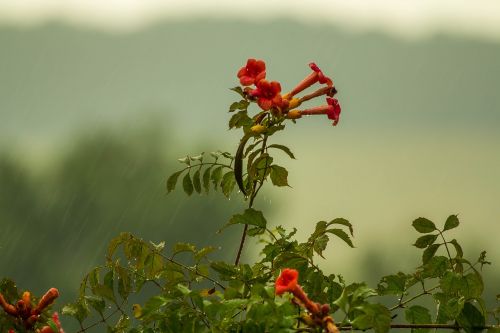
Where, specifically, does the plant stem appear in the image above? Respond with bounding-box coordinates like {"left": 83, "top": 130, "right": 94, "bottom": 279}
{"left": 234, "top": 134, "right": 269, "bottom": 265}
{"left": 389, "top": 285, "right": 439, "bottom": 311}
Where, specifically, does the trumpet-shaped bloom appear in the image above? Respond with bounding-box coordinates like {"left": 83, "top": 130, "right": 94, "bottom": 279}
{"left": 275, "top": 268, "right": 299, "bottom": 295}
{"left": 287, "top": 63, "right": 333, "bottom": 98}
{"left": 300, "top": 98, "right": 341, "bottom": 126}
{"left": 247, "top": 80, "right": 285, "bottom": 111}
{"left": 237, "top": 58, "right": 266, "bottom": 86}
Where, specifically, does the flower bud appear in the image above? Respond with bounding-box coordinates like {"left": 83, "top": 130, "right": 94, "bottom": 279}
{"left": 286, "top": 110, "right": 302, "bottom": 120}
{"left": 32, "top": 288, "right": 59, "bottom": 315}
{"left": 250, "top": 124, "right": 266, "bottom": 134}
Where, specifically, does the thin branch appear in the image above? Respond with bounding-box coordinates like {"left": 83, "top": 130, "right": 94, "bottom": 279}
{"left": 389, "top": 285, "right": 439, "bottom": 311}
{"left": 337, "top": 323, "right": 500, "bottom": 330}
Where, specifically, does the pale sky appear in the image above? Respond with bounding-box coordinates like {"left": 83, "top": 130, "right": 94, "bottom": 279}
{"left": 1, "top": 0, "right": 500, "bottom": 40}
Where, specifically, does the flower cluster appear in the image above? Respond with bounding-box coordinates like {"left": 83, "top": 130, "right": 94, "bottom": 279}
{"left": 275, "top": 269, "right": 339, "bottom": 333}
{"left": 0, "top": 288, "right": 62, "bottom": 332}
{"left": 237, "top": 59, "right": 341, "bottom": 128}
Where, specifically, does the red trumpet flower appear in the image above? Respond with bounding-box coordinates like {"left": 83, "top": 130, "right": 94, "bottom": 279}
{"left": 286, "top": 62, "right": 333, "bottom": 98}
{"left": 237, "top": 58, "right": 266, "bottom": 86}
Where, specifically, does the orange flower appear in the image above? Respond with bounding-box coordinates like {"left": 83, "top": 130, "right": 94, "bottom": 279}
{"left": 275, "top": 268, "right": 299, "bottom": 295}
{"left": 299, "top": 98, "right": 341, "bottom": 126}
{"left": 237, "top": 58, "right": 266, "bottom": 86}
{"left": 286, "top": 62, "right": 333, "bottom": 98}
{"left": 247, "top": 80, "right": 285, "bottom": 111}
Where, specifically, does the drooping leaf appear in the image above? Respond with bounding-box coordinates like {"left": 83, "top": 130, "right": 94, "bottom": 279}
{"left": 449, "top": 239, "right": 463, "bottom": 258}
{"left": 182, "top": 173, "right": 194, "bottom": 196}
{"left": 221, "top": 171, "right": 236, "bottom": 198}
{"left": 327, "top": 228, "right": 354, "bottom": 248}
{"left": 202, "top": 167, "right": 212, "bottom": 193}
{"left": 211, "top": 166, "right": 223, "bottom": 190}
{"left": 268, "top": 144, "right": 296, "bottom": 159}
{"left": 412, "top": 217, "right": 437, "bottom": 233}
{"left": 193, "top": 168, "right": 202, "bottom": 194}
{"left": 166, "top": 170, "right": 183, "bottom": 193}
{"left": 422, "top": 243, "right": 441, "bottom": 264}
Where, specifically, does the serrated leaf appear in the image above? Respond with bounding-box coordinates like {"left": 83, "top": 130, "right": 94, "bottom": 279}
{"left": 84, "top": 295, "right": 106, "bottom": 315}
{"left": 230, "top": 86, "right": 245, "bottom": 98}
{"left": 423, "top": 243, "right": 441, "bottom": 264}
{"left": 229, "top": 100, "right": 250, "bottom": 112}
{"left": 329, "top": 218, "right": 354, "bottom": 236}
{"left": 269, "top": 165, "right": 289, "bottom": 187}
{"left": 224, "top": 208, "right": 267, "bottom": 229}
{"left": 202, "top": 167, "right": 211, "bottom": 193}
{"left": 249, "top": 154, "right": 273, "bottom": 181}
{"left": 377, "top": 272, "right": 408, "bottom": 295}
{"left": 457, "top": 303, "right": 485, "bottom": 333}
{"left": 412, "top": 217, "right": 437, "bottom": 233}
{"left": 405, "top": 305, "right": 431, "bottom": 333}
{"left": 422, "top": 256, "right": 450, "bottom": 278}
{"left": 182, "top": 173, "right": 194, "bottom": 196}
{"left": 211, "top": 166, "right": 223, "bottom": 190}
{"left": 229, "top": 111, "right": 252, "bottom": 129}
{"left": 192, "top": 168, "right": 202, "bottom": 193}
{"left": 327, "top": 228, "right": 354, "bottom": 248}
{"left": 166, "top": 170, "right": 183, "bottom": 193}
{"left": 268, "top": 144, "right": 296, "bottom": 159}
{"left": 443, "top": 214, "right": 460, "bottom": 231}
{"left": 352, "top": 303, "right": 391, "bottom": 333}
{"left": 414, "top": 234, "right": 438, "bottom": 248}
{"left": 221, "top": 171, "right": 236, "bottom": 198}
{"left": 312, "top": 234, "right": 329, "bottom": 258}
{"left": 173, "top": 242, "right": 196, "bottom": 255}
{"left": 210, "top": 261, "right": 238, "bottom": 278}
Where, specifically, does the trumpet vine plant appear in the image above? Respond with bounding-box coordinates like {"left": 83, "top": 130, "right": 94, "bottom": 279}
{"left": 1, "top": 59, "right": 499, "bottom": 333}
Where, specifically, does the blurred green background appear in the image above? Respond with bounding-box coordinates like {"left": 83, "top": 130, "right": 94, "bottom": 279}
{"left": 0, "top": 9, "right": 499, "bottom": 323}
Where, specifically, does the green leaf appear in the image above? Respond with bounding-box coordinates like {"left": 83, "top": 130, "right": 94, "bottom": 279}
{"left": 377, "top": 272, "right": 408, "bottom": 295}
{"left": 412, "top": 217, "right": 437, "bottom": 233}
{"left": 443, "top": 214, "right": 460, "bottom": 231}
{"left": 211, "top": 166, "right": 223, "bottom": 190}
{"left": 457, "top": 303, "right": 485, "bottom": 333}
{"left": 230, "top": 86, "right": 245, "bottom": 98}
{"left": 202, "top": 167, "right": 211, "bottom": 193}
{"left": 166, "top": 170, "right": 183, "bottom": 193}
{"left": 210, "top": 261, "right": 238, "bottom": 278}
{"left": 422, "top": 256, "right": 450, "bottom": 278}
{"left": 327, "top": 228, "right": 354, "bottom": 248}
{"left": 221, "top": 171, "right": 236, "bottom": 198}
{"left": 422, "top": 243, "right": 440, "bottom": 264}
{"left": 182, "top": 173, "right": 194, "bottom": 196}
{"left": 352, "top": 303, "right": 391, "bottom": 333}
{"left": 312, "top": 234, "right": 329, "bottom": 258}
{"left": 268, "top": 144, "right": 296, "bottom": 159}
{"left": 449, "top": 239, "right": 463, "bottom": 258}
{"left": 62, "top": 300, "right": 90, "bottom": 323}
{"left": 193, "top": 168, "right": 202, "bottom": 194}
{"left": 229, "top": 100, "right": 250, "bottom": 112}
{"left": 173, "top": 242, "right": 196, "bottom": 255}
{"left": 84, "top": 295, "right": 106, "bottom": 315}
{"left": 249, "top": 154, "right": 273, "bottom": 181}
{"left": 225, "top": 208, "right": 267, "bottom": 229}
{"left": 329, "top": 218, "right": 354, "bottom": 236}
{"left": 405, "top": 305, "right": 432, "bottom": 333}
{"left": 229, "top": 110, "right": 252, "bottom": 129}
{"left": 414, "top": 234, "right": 438, "bottom": 248}
{"left": 141, "top": 296, "right": 171, "bottom": 318}
{"left": 269, "top": 165, "right": 289, "bottom": 187}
